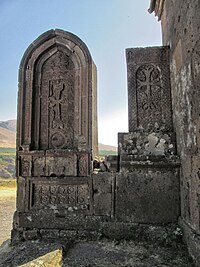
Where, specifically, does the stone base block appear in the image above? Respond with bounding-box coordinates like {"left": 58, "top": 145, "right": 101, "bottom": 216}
{"left": 12, "top": 222, "right": 183, "bottom": 248}
{"left": 179, "top": 217, "right": 200, "bottom": 266}
{"left": 115, "top": 168, "right": 180, "bottom": 223}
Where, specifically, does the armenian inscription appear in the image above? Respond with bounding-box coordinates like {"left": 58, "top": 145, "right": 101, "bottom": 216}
{"left": 32, "top": 183, "right": 89, "bottom": 210}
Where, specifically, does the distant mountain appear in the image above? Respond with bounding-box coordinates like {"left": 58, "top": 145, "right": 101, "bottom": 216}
{"left": 98, "top": 143, "right": 117, "bottom": 152}
{"left": 0, "top": 119, "right": 16, "bottom": 132}
{"left": 0, "top": 119, "right": 117, "bottom": 152}
{"left": 0, "top": 127, "right": 16, "bottom": 148}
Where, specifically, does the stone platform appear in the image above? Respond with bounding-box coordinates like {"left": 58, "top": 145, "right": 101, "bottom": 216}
{"left": 0, "top": 234, "right": 194, "bottom": 267}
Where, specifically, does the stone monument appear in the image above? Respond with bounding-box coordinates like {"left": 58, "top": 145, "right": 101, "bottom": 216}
{"left": 12, "top": 30, "right": 181, "bottom": 243}
{"left": 12, "top": 29, "right": 98, "bottom": 242}
{"left": 116, "top": 46, "right": 180, "bottom": 223}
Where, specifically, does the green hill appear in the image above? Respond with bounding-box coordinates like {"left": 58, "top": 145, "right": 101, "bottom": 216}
{"left": 0, "top": 148, "right": 16, "bottom": 178}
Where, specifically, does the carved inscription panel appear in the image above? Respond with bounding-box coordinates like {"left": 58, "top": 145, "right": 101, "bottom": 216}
{"left": 32, "top": 183, "right": 90, "bottom": 210}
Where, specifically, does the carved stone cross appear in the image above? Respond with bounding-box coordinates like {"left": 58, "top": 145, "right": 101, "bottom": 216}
{"left": 49, "top": 79, "right": 67, "bottom": 129}
{"left": 137, "top": 65, "right": 161, "bottom": 111}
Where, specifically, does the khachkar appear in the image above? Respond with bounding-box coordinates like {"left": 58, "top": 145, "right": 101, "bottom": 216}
{"left": 12, "top": 29, "right": 98, "bottom": 242}
{"left": 116, "top": 47, "right": 181, "bottom": 223}
{"left": 119, "top": 47, "right": 177, "bottom": 164}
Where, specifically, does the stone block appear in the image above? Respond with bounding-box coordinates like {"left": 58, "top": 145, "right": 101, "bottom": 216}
{"left": 78, "top": 153, "right": 90, "bottom": 176}
{"left": 39, "top": 229, "right": 60, "bottom": 239}
{"left": 93, "top": 173, "right": 112, "bottom": 193}
{"left": 45, "top": 153, "right": 77, "bottom": 177}
{"left": 33, "top": 156, "right": 45, "bottom": 177}
{"left": 104, "top": 155, "right": 118, "bottom": 172}
{"left": 17, "top": 211, "right": 84, "bottom": 230}
{"left": 29, "top": 177, "right": 91, "bottom": 212}
{"left": 179, "top": 217, "right": 200, "bottom": 267}
{"left": 93, "top": 193, "right": 112, "bottom": 216}
{"left": 59, "top": 230, "right": 77, "bottom": 238}
{"left": 19, "top": 155, "right": 32, "bottom": 177}
{"left": 84, "top": 216, "right": 105, "bottom": 231}
{"left": 76, "top": 230, "right": 102, "bottom": 240}
{"left": 115, "top": 170, "right": 180, "bottom": 223}
{"left": 93, "top": 173, "right": 113, "bottom": 216}
{"left": 23, "top": 229, "right": 39, "bottom": 240}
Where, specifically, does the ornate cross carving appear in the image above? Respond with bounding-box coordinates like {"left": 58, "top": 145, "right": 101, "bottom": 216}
{"left": 49, "top": 79, "right": 67, "bottom": 129}
{"left": 136, "top": 64, "right": 161, "bottom": 111}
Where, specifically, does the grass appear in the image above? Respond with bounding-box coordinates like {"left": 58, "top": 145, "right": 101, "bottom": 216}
{"left": 0, "top": 178, "right": 16, "bottom": 189}
{"left": 99, "top": 150, "right": 117, "bottom": 156}
{"left": 0, "top": 148, "right": 15, "bottom": 157}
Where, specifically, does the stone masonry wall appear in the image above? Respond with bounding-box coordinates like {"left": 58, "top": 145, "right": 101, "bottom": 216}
{"left": 150, "top": 0, "right": 200, "bottom": 265}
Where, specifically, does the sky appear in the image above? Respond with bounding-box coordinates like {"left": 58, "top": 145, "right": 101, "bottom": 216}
{"left": 0, "top": 0, "right": 161, "bottom": 146}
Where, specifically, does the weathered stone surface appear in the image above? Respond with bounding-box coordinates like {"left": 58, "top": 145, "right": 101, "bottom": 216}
{"left": 0, "top": 237, "right": 194, "bottom": 267}
{"left": 150, "top": 0, "right": 200, "bottom": 265}
{"left": 104, "top": 155, "right": 118, "bottom": 172}
{"left": 24, "top": 177, "right": 92, "bottom": 212}
{"left": 45, "top": 154, "right": 77, "bottom": 177}
{"left": 115, "top": 170, "right": 180, "bottom": 223}
{"left": 119, "top": 154, "right": 180, "bottom": 172}
{"left": 13, "top": 29, "right": 98, "bottom": 242}
{"left": 179, "top": 218, "right": 200, "bottom": 267}
{"left": 77, "top": 153, "right": 90, "bottom": 176}
{"left": 118, "top": 131, "right": 176, "bottom": 156}
{"left": 22, "top": 229, "right": 38, "bottom": 240}
{"left": 93, "top": 173, "right": 113, "bottom": 216}
{"left": 17, "top": 29, "right": 98, "bottom": 156}
{"left": 126, "top": 46, "right": 173, "bottom": 132}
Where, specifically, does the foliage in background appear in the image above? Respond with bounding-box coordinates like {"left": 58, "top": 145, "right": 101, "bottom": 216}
{"left": 0, "top": 148, "right": 15, "bottom": 178}
{"left": 98, "top": 150, "right": 117, "bottom": 156}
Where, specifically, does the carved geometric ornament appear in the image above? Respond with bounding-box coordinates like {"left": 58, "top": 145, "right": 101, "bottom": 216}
{"left": 136, "top": 64, "right": 162, "bottom": 129}
{"left": 37, "top": 51, "right": 75, "bottom": 150}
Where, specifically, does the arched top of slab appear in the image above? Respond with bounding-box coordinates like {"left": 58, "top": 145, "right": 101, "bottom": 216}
{"left": 19, "top": 29, "right": 93, "bottom": 72}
